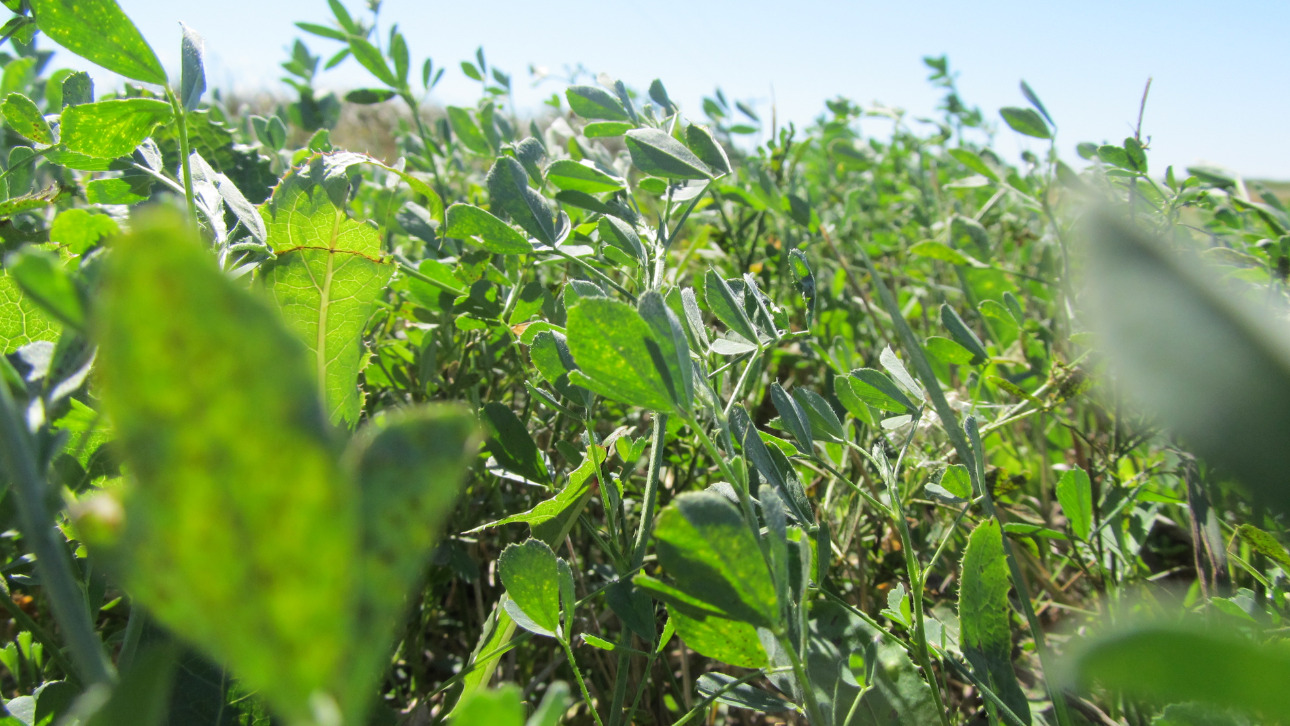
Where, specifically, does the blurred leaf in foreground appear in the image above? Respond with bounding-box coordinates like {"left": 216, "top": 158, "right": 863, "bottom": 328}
{"left": 1081, "top": 212, "right": 1290, "bottom": 514}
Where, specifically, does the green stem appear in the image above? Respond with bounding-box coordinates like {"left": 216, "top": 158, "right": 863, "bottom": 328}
{"left": 560, "top": 636, "right": 605, "bottom": 726}
{"left": 0, "top": 385, "right": 113, "bottom": 686}
{"left": 880, "top": 416, "right": 953, "bottom": 726}
{"left": 853, "top": 236, "right": 1076, "bottom": 726}
{"left": 549, "top": 247, "right": 637, "bottom": 302}
{"left": 0, "top": 577, "right": 78, "bottom": 677}
{"left": 165, "top": 88, "right": 197, "bottom": 223}
{"left": 777, "top": 630, "right": 825, "bottom": 725}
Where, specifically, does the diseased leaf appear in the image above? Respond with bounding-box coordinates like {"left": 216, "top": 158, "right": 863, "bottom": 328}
{"left": 31, "top": 0, "right": 166, "bottom": 85}
{"left": 60, "top": 99, "right": 173, "bottom": 158}
{"left": 566, "top": 296, "right": 686, "bottom": 414}
{"left": 3, "top": 93, "right": 53, "bottom": 144}
{"left": 342, "top": 408, "right": 478, "bottom": 707}
{"left": 258, "top": 153, "right": 395, "bottom": 427}
{"left": 92, "top": 209, "right": 354, "bottom": 723}
{"left": 960, "top": 520, "right": 1030, "bottom": 724}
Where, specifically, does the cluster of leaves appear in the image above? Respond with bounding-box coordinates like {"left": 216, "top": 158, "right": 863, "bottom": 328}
{"left": 0, "top": 1, "right": 1287, "bottom": 725}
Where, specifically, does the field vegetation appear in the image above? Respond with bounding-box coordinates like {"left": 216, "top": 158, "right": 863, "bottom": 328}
{"left": 0, "top": 1, "right": 1286, "bottom": 725}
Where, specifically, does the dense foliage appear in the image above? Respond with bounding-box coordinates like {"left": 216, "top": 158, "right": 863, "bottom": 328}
{"left": 0, "top": 1, "right": 1287, "bottom": 725}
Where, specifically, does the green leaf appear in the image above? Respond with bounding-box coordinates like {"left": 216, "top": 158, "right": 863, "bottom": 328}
{"left": 582, "top": 121, "right": 633, "bottom": 138}
{"left": 30, "top": 0, "right": 166, "bottom": 85}
{"left": 91, "top": 208, "right": 354, "bottom": 723}
{"left": 1061, "top": 623, "right": 1290, "bottom": 721}
{"left": 1019, "top": 80, "right": 1053, "bottom": 126}
{"left": 845, "top": 368, "right": 916, "bottom": 414}
{"left": 793, "top": 388, "right": 845, "bottom": 443}
{"left": 60, "top": 99, "right": 173, "bottom": 158}
{"left": 636, "top": 290, "right": 694, "bottom": 412}
{"left": 704, "top": 269, "right": 759, "bottom": 344}
{"left": 999, "top": 106, "right": 1051, "bottom": 139}
{"left": 481, "top": 402, "right": 549, "bottom": 484}
{"left": 447, "top": 106, "right": 492, "bottom": 155}
{"left": 258, "top": 154, "right": 395, "bottom": 427}
{"left": 597, "top": 215, "right": 646, "bottom": 264}
{"left": 647, "top": 491, "right": 779, "bottom": 628}
{"left": 696, "top": 673, "right": 792, "bottom": 713}
{"left": 85, "top": 176, "right": 151, "bottom": 205}
{"left": 940, "top": 464, "right": 973, "bottom": 499}
{"left": 545, "top": 159, "right": 624, "bottom": 194}
{"left": 4, "top": 247, "right": 83, "bottom": 330}
{"left": 924, "top": 336, "right": 976, "bottom": 365}
{"left": 1082, "top": 213, "right": 1290, "bottom": 514}
{"left": 1056, "top": 467, "right": 1093, "bottom": 541}
{"left": 450, "top": 685, "right": 524, "bottom": 726}
{"left": 342, "top": 407, "right": 478, "bottom": 706}
{"left": 770, "top": 383, "right": 812, "bottom": 453}
{"left": 625, "top": 128, "right": 712, "bottom": 180}
{"left": 948, "top": 148, "right": 1000, "bottom": 182}
{"left": 910, "top": 240, "right": 970, "bottom": 266}
{"left": 0, "top": 271, "right": 58, "bottom": 353}
{"left": 565, "top": 85, "right": 629, "bottom": 121}
{"left": 960, "top": 520, "right": 1031, "bottom": 724}
{"left": 179, "top": 23, "right": 205, "bottom": 111}
{"left": 685, "top": 124, "right": 731, "bottom": 176}
{"left": 444, "top": 203, "right": 531, "bottom": 254}
{"left": 566, "top": 296, "right": 687, "bottom": 414}
{"left": 49, "top": 209, "right": 118, "bottom": 255}
{"left": 498, "top": 539, "right": 562, "bottom": 638}
{"left": 344, "top": 88, "right": 397, "bottom": 105}
{"left": 2, "top": 93, "right": 52, "bottom": 144}
{"left": 940, "top": 304, "right": 989, "bottom": 365}
{"left": 468, "top": 453, "right": 598, "bottom": 536}
{"left": 347, "top": 35, "right": 398, "bottom": 88}
{"left": 486, "top": 157, "right": 558, "bottom": 246}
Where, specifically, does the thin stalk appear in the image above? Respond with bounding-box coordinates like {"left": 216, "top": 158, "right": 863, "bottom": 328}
{"left": 854, "top": 235, "right": 1076, "bottom": 726}
{"left": 670, "top": 667, "right": 793, "bottom": 726}
{"left": 560, "top": 636, "right": 605, "bottom": 726}
{"left": 549, "top": 247, "right": 637, "bottom": 302}
{"left": 881, "top": 415, "right": 953, "bottom": 726}
{"left": 721, "top": 350, "right": 761, "bottom": 419}
{"left": 609, "top": 413, "right": 669, "bottom": 725}
{"left": 0, "top": 385, "right": 113, "bottom": 686}
{"left": 777, "top": 630, "right": 825, "bottom": 725}
{"left": 165, "top": 88, "right": 197, "bottom": 223}
{"left": 0, "top": 145, "right": 54, "bottom": 185}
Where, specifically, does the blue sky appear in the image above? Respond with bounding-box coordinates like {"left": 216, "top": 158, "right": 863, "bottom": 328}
{"left": 53, "top": 1, "right": 1290, "bottom": 179}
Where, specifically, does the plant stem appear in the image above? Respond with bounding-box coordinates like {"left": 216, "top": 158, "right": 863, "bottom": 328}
{"left": 560, "top": 636, "right": 605, "bottom": 726}
{"left": 165, "top": 88, "right": 198, "bottom": 224}
{"left": 776, "top": 630, "right": 825, "bottom": 725}
{"left": 854, "top": 236, "right": 1076, "bottom": 726}
{"left": 549, "top": 247, "right": 637, "bottom": 302}
{"left": 0, "top": 384, "right": 113, "bottom": 686}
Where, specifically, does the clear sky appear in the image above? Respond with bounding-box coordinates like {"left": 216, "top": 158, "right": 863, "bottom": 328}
{"left": 52, "top": 0, "right": 1290, "bottom": 180}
